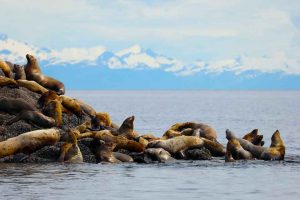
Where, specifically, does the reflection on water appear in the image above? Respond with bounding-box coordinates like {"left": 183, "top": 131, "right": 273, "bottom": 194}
{"left": 1, "top": 91, "right": 300, "bottom": 199}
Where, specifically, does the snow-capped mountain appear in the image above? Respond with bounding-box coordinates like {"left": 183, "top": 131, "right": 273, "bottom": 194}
{"left": 0, "top": 33, "right": 299, "bottom": 90}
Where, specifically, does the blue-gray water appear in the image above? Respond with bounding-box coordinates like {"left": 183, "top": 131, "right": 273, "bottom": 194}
{"left": 1, "top": 91, "right": 300, "bottom": 200}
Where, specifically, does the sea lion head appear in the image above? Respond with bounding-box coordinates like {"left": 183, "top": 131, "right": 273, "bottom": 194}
{"left": 26, "top": 54, "right": 36, "bottom": 64}
{"left": 243, "top": 129, "right": 264, "bottom": 146}
{"left": 270, "top": 130, "right": 284, "bottom": 148}
{"left": 226, "top": 129, "right": 236, "bottom": 140}
{"left": 121, "top": 116, "right": 135, "bottom": 129}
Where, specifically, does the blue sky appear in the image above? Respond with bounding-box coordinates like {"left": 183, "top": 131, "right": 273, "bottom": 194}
{"left": 0, "top": 0, "right": 300, "bottom": 89}
{"left": 1, "top": 0, "right": 299, "bottom": 63}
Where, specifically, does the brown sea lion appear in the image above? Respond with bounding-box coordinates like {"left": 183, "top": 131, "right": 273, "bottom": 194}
{"left": 38, "top": 90, "right": 59, "bottom": 107}
{"left": 242, "top": 129, "right": 265, "bottom": 146}
{"left": 0, "top": 76, "right": 18, "bottom": 87}
{"left": 226, "top": 138, "right": 252, "bottom": 161}
{"left": 113, "top": 152, "right": 134, "bottom": 162}
{"left": 42, "top": 99, "right": 63, "bottom": 127}
{"left": 201, "top": 137, "right": 226, "bottom": 157}
{"left": 91, "top": 139, "right": 121, "bottom": 163}
{"left": 144, "top": 148, "right": 174, "bottom": 163}
{"left": 75, "top": 99, "right": 96, "bottom": 117}
{"left": 5, "top": 110, "right": 55, "bottom": 128}
{"left": 147, "top": 136, "right": 204, "bottom": 154}
{"left": 112, "top": 116, "right": 138, "bottom": 139}
{"left": 59, "top": 95, "right": 83, "bottom": 117}
{"left": 17, "top": 80, "right": 48, "bottom": 94}
{"left": 96, "top": 112, "right": 112, "bottom": 127}
{"left": 58, "top": 129, "right": 83, "bottom": 163}
{"left": 13, "top": 64, "right": 26, "bottom": 80}
{"left": 0, "top": 97, "right": 37, "bottom": 114}
{"left": 24, "top": 54, "right": 65, "bottom": 95}
{"left": 226, "top": 129, "right": 285, "bottom": 160}
{"left": 167, "top": 122, "right": 217, "bottom": 141}
{"left": 0, "top": 128, "right": 60, "bottom": 158}
{"left": 0, "top": 60, "right": 13, "bottom": 78}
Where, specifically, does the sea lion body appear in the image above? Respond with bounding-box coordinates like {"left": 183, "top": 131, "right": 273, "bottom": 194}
{"left": 113, "top": 152, "right": 133, "bottom": 162}
{"left": 91, "top": 140, "right": 121, "bottom": 163}
{"left": 17, "top": 80, "right": 48, "bottom": 94}
{"left": 112, "top": 116, "right": 138, "bottom": 139}
{"left": 59, "top": 95, "right": 83, "bottom": 117}
{"left": 202, "top": 137, "right": 226, "bottom": 157}
{"left": 167, "top": 122, "right": 217, "bottom": 141}
{"left": 0, "top": 97, "right": 37, "bottom": 114}
{"left": 147, "top": 136, "right": 204, "bottom": 154}
{"left": 0, "top": 60, "right": 13, "bottom": 78}
{"left": 42, "top": 99, "right": 62, "bottom": 127}
{"left": 144, "top": 148, "right": 174, "bottom": 162}
{"left": 24, "top": 54, "right": 65, "bottom": 95}
{"left": 0, "top": 76, "right": 18, "bottom": 87}
{"left": 226, "top": 138, "right": 252, "bottom": 160}
{"left": 76, "top": 99, "right": 96, "bottom": 117}
{"left": 58, "top": 129, "right": 83, "bottom": 163}
{"left": 5, "top": 110, "right": 55, "bottom": 128}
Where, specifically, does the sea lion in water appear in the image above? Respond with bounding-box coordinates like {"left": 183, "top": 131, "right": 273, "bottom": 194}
{"left": 0, "top": 97, "right": 37, "bottom": 114}
{"left": 147, "top": 136, "right": 204, "bottom": 154}
{"left": 13, "top": 64, "right": 26, "bottom": 80}
{"left": 90, "top": 139, "right": 121, "bottom": 163}
{"left": 0, "top": 60, "right": 13, "bottom": 78}
{"left": 226, "top": 137, "right": 252, "bottom": 161}
{"left": 5, "top": 110, "right": 55, "bottom": 128}
{"left": 0, "top": 128, "right": 60, "bottom": 158}
{"left": 0, "top": 76, "right": 18, "bottom": 87}
{"left": 226, "top": 129, "right": 285, "bottom": 160}
{"left": 58, "top": 129, "right": 83, "bottom": 163}
{"left": 17, "top": 80, "right": 48, "bottom": 94}
{"left": 144, "top": 148, "right": 174, "bottom": 163}
{"left": 24, "top": 54, "right": 65, "bottom": 95}
{"left": 242, "top": 129, "right": 264, "bottom": 146}
{"left": 166, "top": 122, "right": 217, "bottom": 141}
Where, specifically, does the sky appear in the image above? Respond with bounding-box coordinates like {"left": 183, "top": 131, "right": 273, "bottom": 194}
{"left": 0, "top": 0, "right": 300, "bottom": 83}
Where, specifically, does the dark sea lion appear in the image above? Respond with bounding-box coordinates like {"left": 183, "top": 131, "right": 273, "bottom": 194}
{"left": 0, "top": 128, "right": 60, "bottom": 158}
{"left": 0, "top": 60, "right": 13, "bottom": 78}
{"left": 167, "top": 122, "right": 217, "bottom": 141}
{"left": 0, "top": 97, "right": 37, "bottom": 114}
{"left": 0, "top": 76, "right": 18, "bottom": 87}
{"left": 226, "top": 129, "right": 285, "bottom": 160}
{"left": 5, "top": 110, "right": 55, "bottom": 128}
{"left": 201, "top": 137, "right": 226, "bottom": 157}
{"left": 144, "top": 148, "right": 174, "bottom": 163}
{"left": 76, "top": 99, "right": 97, "bottom": 117}
{"left": 58, "top": 129, "right": 83, "bottom": 163}
{"left": 242, "top": 129, "right": 265, "bottom": 146}
{"left": 17, "top": 80, "right": 48, "bottom": 94}
{"left": 147, "top": 136, "right": 204, "bottom": 154}
{"left": 111, "top": 116, "right": 138, "bottom": 139}
{"left": 13, "top": 64, "right": 26, "bottom": 80}
{"left": 24, "top": 54, "right": 65, "bottom": 95}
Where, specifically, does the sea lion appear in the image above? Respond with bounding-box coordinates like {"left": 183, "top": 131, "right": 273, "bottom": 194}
{"left": 59, "top": 95, "right": 83, "bottom": 117}
{"left": 5, "top": 110, "right": 55, "bottom": 128}
{"left": 90, "top": 139, "right": 121, "bottom": 163}
{"left": 147, "top": 136, "right": 204, "bottom": 154}
{"left": 166, "top": 122, "right": 217, "bottom": 141}
{"left": 42, "top": 99, "right": 63, "bottom": 127}
{"left": 144, "top": 148, "right": 174, "bottom": 163}
{"left": 201, "top": 137, "right": 226, "bottom": 157}
{"left": 24, "top": 54, "right": 65, "bottom": 95}
{"left": 96, "top": 112, "right": 112, "bottom": 127}
{"left": 242, "top": 129, "right": 265, "bottom": 146}
{"left": 58, "top": 129, "right": 83, "bottom": 163}
{"left": 0, "top": 60, "right": 13, "bottom": 78}
{"left": 76, "top": 99, "right": 96, "bottom": 117}
{"left": 0, "top": 76, "right": 18, "bottom": 87}
{"left": 17, "top": 80, "right": 48, "bottom": 94}
{"left": 113, "top": 152, "right": 133, "bottom": 162}
{"left": 38, "top": 90, "right": 59, "bottom": 107}
{"left": 112, "top": 116, "right": 138, "bottom": 139}
{"left": 226, "top": 138, "right": 252, "bottom": 161}
{"left": 0, "top": 128, "right": 60, "bottom": 158}
{"left": 13, "top": 64, "right": 26, "bottom": 80}
{"left": 226, "top": 129, "right": 285, "bottom": 160}
{"left": 0, "top": 97, "right": 37, "bottom": 114}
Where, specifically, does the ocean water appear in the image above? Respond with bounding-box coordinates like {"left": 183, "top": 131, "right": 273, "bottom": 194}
{"left": 1, "top": 90, "right": 300, "bottom": 200}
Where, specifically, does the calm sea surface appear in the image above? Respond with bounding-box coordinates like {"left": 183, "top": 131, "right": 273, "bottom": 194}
{"left": 1, "top": 91, "right": 300, "bottom": 200}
